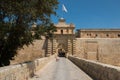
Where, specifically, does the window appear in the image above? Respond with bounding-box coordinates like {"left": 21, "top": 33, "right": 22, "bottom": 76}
{"left": 87, "top": 33, "right": 91, "bottom": 36}
{"left": 95, "top": 34, "right": 98, "bottom": 38}
{"left": 118, "top": 34, "right": 120, "bottom": 37}
{"left": 61, "top": 30, "right": 63, "bottom": 34}
{"left": 95, "top": 34, "right": 98, "bottom": 37}
{"left": 106, "top": 34, "right": 109, "bottom": 37}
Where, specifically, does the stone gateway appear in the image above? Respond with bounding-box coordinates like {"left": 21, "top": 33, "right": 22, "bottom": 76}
{"left": 46, "top": 18, "right": 76, "bottom": 56}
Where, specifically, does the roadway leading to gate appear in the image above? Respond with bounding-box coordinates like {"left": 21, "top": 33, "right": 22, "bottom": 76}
{"left": 31, "top": 58, "right": 93, "bottom": 80}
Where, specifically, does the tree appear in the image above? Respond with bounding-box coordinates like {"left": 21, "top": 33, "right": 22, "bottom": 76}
{"left": 0, "top": 0, "right": 58, "bottom": 67}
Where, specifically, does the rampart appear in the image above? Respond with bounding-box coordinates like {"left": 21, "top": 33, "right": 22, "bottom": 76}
{"left": 0, "top": 56, "right": 53, "bottom": 80}
{"left": 68, "top": 56, "right": 120, "bottom": 80}
{"left": 75, "top": 38, "right": 120, "bottom": 66}
{"left": 11, "top": 39, "right": 47, "bottom": 64}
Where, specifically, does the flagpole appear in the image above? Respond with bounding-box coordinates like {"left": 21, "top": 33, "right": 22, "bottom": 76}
{"left": 62, "top": 4, "right": 64, "bottom": 18}
{"left": 62, "top": 4, "right": 68, "bottom": 19}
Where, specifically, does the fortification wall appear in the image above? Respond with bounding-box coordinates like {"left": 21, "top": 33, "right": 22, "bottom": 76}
{"left": 11, "top": 38, "right": 47, "bottom": 64}
{"left": 0, "top": 56, "right": 53, "bottom": 80}
{"left": 75, "top": 38, "right": 120, "bottom": 66}
{"left": 68, "top": 56, "right": 120, "bottom": 80}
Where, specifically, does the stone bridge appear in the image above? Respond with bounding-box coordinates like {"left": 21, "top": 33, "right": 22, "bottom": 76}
{"left": 0, "top": 56, "right": 120, "bottom": 80}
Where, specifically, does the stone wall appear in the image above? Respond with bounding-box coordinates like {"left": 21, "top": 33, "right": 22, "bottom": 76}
{"left": 77, "top": 29, "right": 120, "bottom": 38}
{"left": 68, "top": 56, "right": 120, "bottom": 80}
{"left": 75, "top": 38, "right": 120, "bottom": 66}
{"left": 0, "top": 56, "right": 53, "bottom": 80}
{"left": 11, "top": 38, "right": 47, "bottom": 64}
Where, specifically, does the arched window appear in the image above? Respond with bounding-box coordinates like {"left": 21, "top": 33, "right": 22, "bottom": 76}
{"left": 95, "top": 34, "right": 98, "bottom": 37}
{"left": 61, "top": 30, "right": 63, "bottom": 34}
{"left": 95, "top": 34, "right": 98, "bottom": 38}
{"left": 106, "top": 34, "right": 109, "bottom": 37}
{"left": 87, "top": 33, "right": 91, "bottom": 36}
{"left": 118, "top": 34, "right": 120, "bottom": 37}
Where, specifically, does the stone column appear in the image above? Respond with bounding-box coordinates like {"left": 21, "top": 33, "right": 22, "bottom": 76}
{"left": 67, "top": 39, "right": 72, "bottom": 55}
{"left": 72, "top": 39, "right": 76, "bottom": 55}
{"left": 53, "top": 39, "right": 57, "bottom": 54}
{"left": 47, "top": 39, "right": 52, "bottom": 56}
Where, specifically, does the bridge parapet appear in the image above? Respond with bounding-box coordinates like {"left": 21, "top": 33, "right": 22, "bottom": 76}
{"left": 68, "top": 56, "right": 120, "bottom": 80}
{"left": 0, "top": 56, "right": 54, "bottom": 80}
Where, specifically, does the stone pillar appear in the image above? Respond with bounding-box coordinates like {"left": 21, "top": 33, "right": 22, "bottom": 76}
{"left": 67, "top": 39, "right": 72, "bottom": 55}
{"left": 47, "top": 39, "right": 52, "bottom": 55}
{"left": 73, "top": 39, "right": 76, "bottom": 55}
{"left": 53, "top": 39, "right": 57, "bottom": 54}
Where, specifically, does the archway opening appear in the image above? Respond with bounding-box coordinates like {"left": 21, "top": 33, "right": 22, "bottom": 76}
{"left": 58, "top": 49, "right": 66, "bottom": 57}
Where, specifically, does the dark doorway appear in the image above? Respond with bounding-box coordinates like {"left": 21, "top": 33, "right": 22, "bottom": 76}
{"left": 61, "top": 30, "right": 63, "bottom": 34}
{"left": 58, "top": 49, "right": 66, "bottom": 57}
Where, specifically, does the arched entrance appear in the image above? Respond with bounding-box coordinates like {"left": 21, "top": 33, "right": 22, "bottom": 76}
{"left": 57, "top": 44, "right": 66, "bottom": 57}
{"left": 58, "top": 49, "right": 66, "bottom": 57}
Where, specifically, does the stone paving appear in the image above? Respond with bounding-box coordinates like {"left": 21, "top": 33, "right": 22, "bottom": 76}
{"left": 31, "top": 57, "right": 93, "bottom": 80}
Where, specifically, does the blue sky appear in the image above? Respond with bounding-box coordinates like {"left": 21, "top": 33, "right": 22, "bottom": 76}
{"left": 51, "top": 0, "right": 120, "bottom": 29}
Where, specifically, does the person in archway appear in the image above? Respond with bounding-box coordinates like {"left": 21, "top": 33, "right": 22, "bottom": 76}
{"left": 55, "top": 52, "right": 59, "bottom": 61}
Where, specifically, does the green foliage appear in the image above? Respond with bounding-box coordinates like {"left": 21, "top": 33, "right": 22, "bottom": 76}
{"left": 0, "top": 0, "right": 58, "bottom": 67}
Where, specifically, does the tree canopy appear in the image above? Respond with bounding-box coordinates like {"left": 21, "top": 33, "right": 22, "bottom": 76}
{"left": 0, "top": 0, "right": 58, "bottom": 67}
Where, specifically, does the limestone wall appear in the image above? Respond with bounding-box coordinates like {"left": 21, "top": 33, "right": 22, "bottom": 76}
{"left": 68, "top": 56, "right": 120, "bottom": 80}
{"left": 78, "top": 29, "right": 120, "bottom": 38}
{"left": 11, "top": 38, "right": 47, "bottom": 64}
{"left": 0, "top": 56, "right": 53, "bottom": 80}
{"left": 75, "top": 38, "right": 120, "bottom": 66}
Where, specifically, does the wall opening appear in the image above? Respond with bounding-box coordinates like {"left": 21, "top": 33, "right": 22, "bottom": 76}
{"left": 118, "top": 34, "right": 120, "bottom": 37}
{"left": 58, "top": 49, "right": 66, "bottom": 57}
{"left": 61, "top": 30, "right": 63, "bottom": 34}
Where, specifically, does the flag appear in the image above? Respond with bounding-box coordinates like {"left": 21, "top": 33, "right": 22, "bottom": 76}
{"left": 62, "top": 4, "right": 68, "bottom": 13}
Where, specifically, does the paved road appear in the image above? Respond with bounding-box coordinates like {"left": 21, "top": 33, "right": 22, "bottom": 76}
{"left": 32, "top": 58, "right": 93, "bottom": 80}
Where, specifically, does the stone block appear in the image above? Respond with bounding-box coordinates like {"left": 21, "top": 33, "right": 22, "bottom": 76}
{"left": 0, "top": 56, "right": 53, "bottom": 80}
{"left": 68, "top": 56, "right": 120, "bottom": 80}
